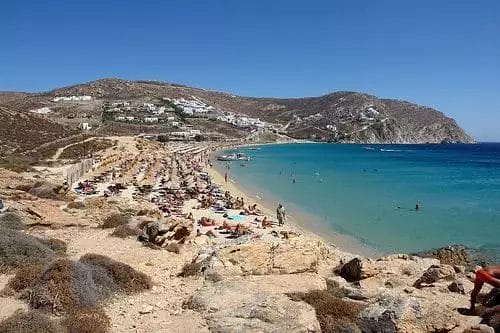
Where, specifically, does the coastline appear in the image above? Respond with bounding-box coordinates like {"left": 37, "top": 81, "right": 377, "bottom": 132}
{"left": 207, "top": 156, "right": 380, "bottom": 258}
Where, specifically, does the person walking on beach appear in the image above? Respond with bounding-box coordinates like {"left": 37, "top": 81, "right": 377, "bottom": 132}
{"left": 276, "top": 203, "right": 286, "bottom": 226}
{"left": 224, "top": 172, "right": 228, "bottom": 183}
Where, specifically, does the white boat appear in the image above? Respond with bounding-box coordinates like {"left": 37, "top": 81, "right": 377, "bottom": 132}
{"left": 217, "top": 153, "right": 250, "bottom": 161}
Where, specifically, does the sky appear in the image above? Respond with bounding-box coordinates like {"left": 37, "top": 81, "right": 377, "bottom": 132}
{"left": 1, "top": 0, "right": 499, "bottom": 141}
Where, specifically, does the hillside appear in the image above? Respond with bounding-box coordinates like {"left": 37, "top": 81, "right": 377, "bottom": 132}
{"left": 0, "top": 79, "right": 474, "bottom": 151}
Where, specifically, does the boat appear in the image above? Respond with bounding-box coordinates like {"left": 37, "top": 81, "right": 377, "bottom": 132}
{"left": 217, "top": 153, "right": 250, "bottom": 161}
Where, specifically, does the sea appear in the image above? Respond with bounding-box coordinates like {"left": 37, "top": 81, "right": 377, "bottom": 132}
{"left": 216, "top": 143, "right": 500, "bottom": 261}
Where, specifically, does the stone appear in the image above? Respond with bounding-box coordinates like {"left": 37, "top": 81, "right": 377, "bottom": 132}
{"left": 448, "top": 280, "right": 465, "bottom": 294}
{"left": 413, "top": 264, "right": 455, "bottom": 288}
{"left": 139, "top": 305, "right": 154, "bottom": 314}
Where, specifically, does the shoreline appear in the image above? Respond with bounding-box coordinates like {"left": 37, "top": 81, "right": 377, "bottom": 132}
{"left": 207, "top": 155, "right": 380, "bottom": 258}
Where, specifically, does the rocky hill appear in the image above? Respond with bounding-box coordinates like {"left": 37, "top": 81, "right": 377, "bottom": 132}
{"left": 0, "top": 78, "right": 474, "bottom": 146}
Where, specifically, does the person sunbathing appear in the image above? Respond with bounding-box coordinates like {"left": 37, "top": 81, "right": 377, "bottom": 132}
{"left": 199, "top": 217, "right": 216, "bottom": 226}
{"left": 470, "top": 265, "right": 500, "bottom": 313}
{"left": 261, "top": 216, "right": 272, "bottom": 228}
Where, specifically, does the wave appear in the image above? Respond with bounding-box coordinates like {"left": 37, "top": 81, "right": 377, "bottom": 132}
{"left": 363, "top": 147, "right": 375, "bottom": 150}
{"left": 380, "top": 148, "right": 403, "bottom": 152}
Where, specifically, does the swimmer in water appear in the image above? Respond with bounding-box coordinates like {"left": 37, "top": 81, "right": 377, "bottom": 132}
{"left": 415, "top": 203, "right": 420, "bottom": 211}
{"left": 292, "top": 179, "right": 296, "bottom": 184}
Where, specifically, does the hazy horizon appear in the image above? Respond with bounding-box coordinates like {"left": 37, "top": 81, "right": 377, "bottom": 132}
{"left": 1, "top": 0, "right": 498, "bottom": 141}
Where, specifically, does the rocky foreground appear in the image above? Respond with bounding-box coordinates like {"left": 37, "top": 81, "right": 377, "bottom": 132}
{"left": 0, "top": 137, "right": 496, "bottom": 333}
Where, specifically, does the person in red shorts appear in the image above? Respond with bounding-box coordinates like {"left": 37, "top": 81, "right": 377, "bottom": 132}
{"left": 470, "top": 266, "right": 500, "bottom": 314}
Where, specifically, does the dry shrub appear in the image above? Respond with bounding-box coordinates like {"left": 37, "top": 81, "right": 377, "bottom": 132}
{"left": 40, "top": 238, "right": 68, "bottom": 254}
{"left": 101, "top": 213, "right": 130, "bottom": 229}
{"left": 0, "top": 212, "right": 25, "bottom": 230}
{"left": 25, "top": 254, "right": 151, "bottom": 314}
{"left": 166, "top": 242, "right": 180, "bottom": 254}
{"left": 62, "top": 306, "right": 111, "bottom": 333}
{"left": 7, "top": 262, "right": 45, "bottom": 292}
{"left": 79, "top": 253, "right": 152, "bottom": 293}
{"left": 28, "top": 182, "right": 63, "bottom": 200}
{"left": 0, "top": 310, "right": 65, "bottom": 333}
{"left": 0, "top": 228, "right": 56, "bottom": 272}
{"left": 288, "top": 290, "right": 366, "bottom": 333}
{"left": 110, "top": 224, "right": 141, "bottom": 238}
{"left": 29, "top": 259, "right": 80, "bottom": 312}
{"left": 67, "top": 201, "right": 85, "bottom": 209}
{"left": 178, "top": 261, "right": 202, "bottom": 277}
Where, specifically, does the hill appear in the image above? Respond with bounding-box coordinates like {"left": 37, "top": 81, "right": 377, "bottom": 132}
{"left": 0, "top": 79, "right": 474, "bottom": 154}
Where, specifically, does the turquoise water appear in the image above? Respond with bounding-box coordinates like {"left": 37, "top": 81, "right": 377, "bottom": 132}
{"left": 217, "top": 143, "right": 500, "bottom": 259}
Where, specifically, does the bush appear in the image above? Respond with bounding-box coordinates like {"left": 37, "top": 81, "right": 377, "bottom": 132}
{"left": 288, "top": 290, "right": 366, "bottom": 333}
{"left": 6, "top": 262, "right": 45, "bottom": 292}
{"left": 25, "top": 254, "right": 151, "bottom": 314}
{"left": 178, "top": 261, "right": 202, "bottom": 277}
{"left": 67, "top": 201, "right": 85, "bottom": 209}
{"left": 0, "top": 155, "right": 34, "bottom": 173}
{"left": 101, "top": 213, "right": 130, "bottom": 229}
{"left": 0, "top": 310, "right": 65, "bottom": 333}
{"left": 0, "top": 228, "right": 56, "bottom": 272}
{"left": 40, "top": 238, "right": 68, "bottom": 254}
{"left": 29, "top": 182, "right": 64, "bottom": 200}
{"left": 110, "top": 224, "right": 141, "bottom": 238}
{"left": 62, "top": 307, "right": 111, "bottom": 333}
{"left": 0, "top": 212, "right": 25, "bottom": 230}
{"left": 79, "top": 253, "right": 152, "bottom": 293}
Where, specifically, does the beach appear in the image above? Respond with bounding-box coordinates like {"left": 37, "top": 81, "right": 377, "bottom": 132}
{"left": 0, "top": 136, "right": 495, "bottom": 332}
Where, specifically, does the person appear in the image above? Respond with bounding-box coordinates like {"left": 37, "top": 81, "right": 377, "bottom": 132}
{"left": 224, "top": 172, "right": 228, "bottom": 183}
{"left": 470, "top": 266, "right": 500, "bottom": 314}
{"left": 415, "top": 203, "right": 420, "bottom": 211}
{"left": 276, "top": 203, "right": 286, "bottom": 226}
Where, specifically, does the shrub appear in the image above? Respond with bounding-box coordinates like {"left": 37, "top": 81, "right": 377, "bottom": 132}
{"left": 67, "top": 201, "right": 85, "bottom": 209}
{"left": 0, "top": 228, "right": 56, "bottom": 272}
{"left": 44, "top": 238, "right": 67, "bottom": 253}
{"left": 178, "top": 261, "right": 202, "bottom": 277}
{"left": 6, "top": 262, "right": 45, "bottom": 292}
{"left": 101, "top": 214, "right": 130, "bottom": 229}
{"left": 110, "top": 224, "right": 141, "bottom": 238}
{"left": 288, "top": 290, "right": 366, "bottom": 333}
{"left": 0, "top": 310, "right": 65, "bottom": 333}
{"left": 62, "top": 306, "right": 111, "bottom": 333}
{"left": 79, "top": 253, "right": 152, "bottom": 293}
{"left": 28, "top": 182, "right": 63, "bottom": 200}
{"left": 26, "top": 254, "right": 152, "bottom": 314}
{"left": 0, "top": 212, "right": 25, "bottom": 230}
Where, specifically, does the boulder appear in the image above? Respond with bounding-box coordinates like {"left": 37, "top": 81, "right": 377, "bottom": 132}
{"left": 448, "top": 280, "right": 466, "bottom": 294}
{"left": 337, "top": 258, "right": 379, "bottom": 282}
{"left": 413, "top": 264, "right": 456, "bottom": 288}
{"left": 185, "top": 274, "right": 325, "bottom": 332}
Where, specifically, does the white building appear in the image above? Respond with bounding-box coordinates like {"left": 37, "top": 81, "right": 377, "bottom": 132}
{"left": 54, "top": 96, "right": 92, "bottom": 102}
{"left": 126, "top": 116, "right": 135, "bottom": 121}
{"left": 79, "top": 123, "right": 92, "bottom": 130}
{"left": 30, "top": 107, "right": 51, "bottom": 114}
{"left": 144, "top": 117, "right": 159, "bottom": 123}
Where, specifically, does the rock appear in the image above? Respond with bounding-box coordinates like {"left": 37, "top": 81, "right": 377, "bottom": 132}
{"left": 448, "top": 280, "right": 465, "bottom": 294}
{"left": 338, "top": 257, "right": 362, "bottom": 282}
{"left": 413, "top": 264, "right": 455, "bottom": 288}
{"left": 185, "top": 274, "right": 325, "bottom": 332}
{"left": 139, "top": 305, "right": 154, "bottom": 314}
{"left": 337, "top": 258, "right": 378, "bottom": 282}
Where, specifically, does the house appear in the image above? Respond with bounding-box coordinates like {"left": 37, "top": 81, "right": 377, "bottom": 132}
{"left": 30, "top": 107, "right": 51, "bottom": 114}
{"left": 115, "top": 116, "right": 125, "bottom": 121}
{"left": 126, "top": 116, "right": 135, "bottom": 121}
{"left": 79, "top": 123, "right": 92, "bottom": 130}
{"left": 144, "top": 117, "right": 159, "bottom": 123}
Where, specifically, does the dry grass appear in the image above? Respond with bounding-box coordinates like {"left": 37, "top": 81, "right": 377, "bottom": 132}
{"left": 0, "top": 212, "right": 25, "bottom": 230}
{"left": 79, "top": 253, "right": 152, "bottom": 293}
{"left": 101, "top": 213, "right": 130, "bottom": 229}
{"left": 0, "top": 310, "right": 65, "bottom": 333}
{"left": 110, "top": 224, "right": 141, "bottom": 238}
{"left": 62, "top": 306, "right": 111, "bottom": 333}
{"left": 288, "top": 290, "right": 366, "bottom": 333}
{"left": 58, "top": 139, "right": 116, "bottom": 160}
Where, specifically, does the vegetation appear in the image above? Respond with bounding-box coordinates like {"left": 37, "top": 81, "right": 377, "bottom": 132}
{"left": 58, "top": 138, "right": 116, "bottom": 159}
{"left": 62, "top": 307, "right": 111, "bottom": 333}
{"left": 0, "top": 310, "right": 65, "bottom": 333}
{"left": 101, "top": 213, "right": 130, "bottom": 229}
{"left": 110, "top": 224, "right": 141, "bottom": 238}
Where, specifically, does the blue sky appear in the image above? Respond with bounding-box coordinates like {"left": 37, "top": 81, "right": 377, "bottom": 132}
{"left": 1, "top": 0, "right": 499, "bottom": 141}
